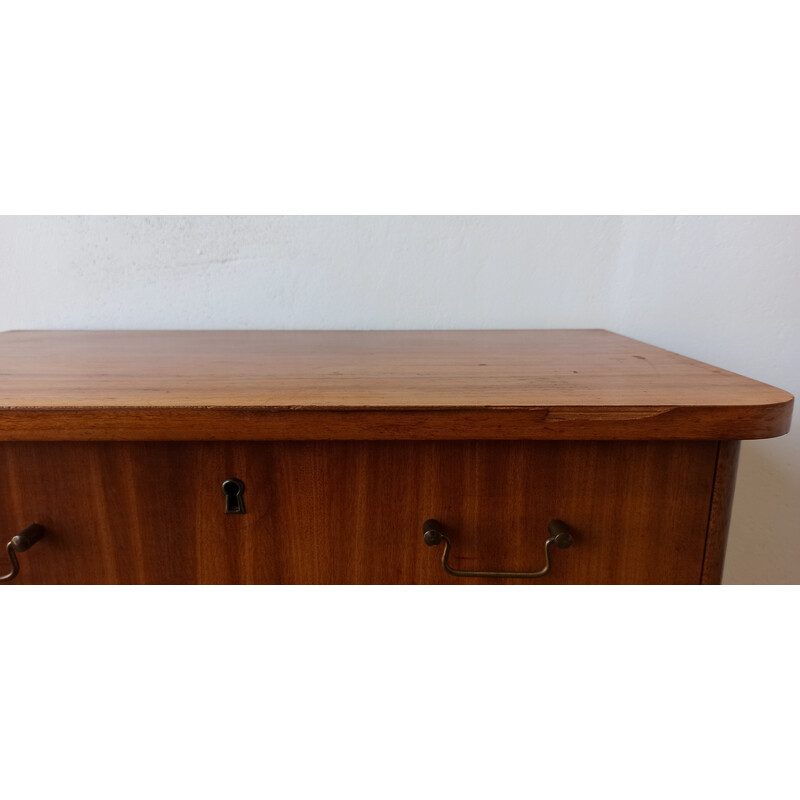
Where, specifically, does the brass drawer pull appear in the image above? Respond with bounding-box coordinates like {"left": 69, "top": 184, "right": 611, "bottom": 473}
{"left": 1, "top": 524, "right": 46, "bottom": 584}
{"left": 423, "top": 518, "right": 574, "bottom": 579}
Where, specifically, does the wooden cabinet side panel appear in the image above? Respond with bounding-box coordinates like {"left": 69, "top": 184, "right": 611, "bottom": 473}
{"left": 1, "top": 441, "right": 718, "bottom": 585}
{"left": 700, "top": 440, "right": 741, "bottom": 585}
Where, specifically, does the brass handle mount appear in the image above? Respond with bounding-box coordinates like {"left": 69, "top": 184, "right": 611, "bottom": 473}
{"left": 423, "top": 518, "right": 574, "bottom": 579}
{"left": 1, "top": 524, "right": 46, "bottom": 583}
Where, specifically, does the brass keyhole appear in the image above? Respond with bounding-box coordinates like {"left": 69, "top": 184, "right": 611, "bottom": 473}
{"left": 222, "top": 479, "right": 246, "bottom": 514}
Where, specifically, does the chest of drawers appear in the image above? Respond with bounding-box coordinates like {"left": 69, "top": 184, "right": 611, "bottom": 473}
{"left": 0, "top": 330, "right": 792, "bottom": 584}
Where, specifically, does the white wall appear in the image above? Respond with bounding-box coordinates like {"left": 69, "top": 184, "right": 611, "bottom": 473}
{"left": 1, "top": 215, "right": 797, "bottom": 583}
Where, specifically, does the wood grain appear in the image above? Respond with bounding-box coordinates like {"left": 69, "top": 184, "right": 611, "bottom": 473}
{"left": 700, "top": 440, "right": 741, "bottom": 584}
{"left": 0, "top": 440, "right": 718, "bottom": 584}
{"left": 0, "top": 330, "right": 792, "bottom": 441}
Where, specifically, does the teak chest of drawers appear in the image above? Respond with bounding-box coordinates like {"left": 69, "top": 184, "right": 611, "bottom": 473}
{"left": 0, "top": 330, "right": 793, "bottom": 585}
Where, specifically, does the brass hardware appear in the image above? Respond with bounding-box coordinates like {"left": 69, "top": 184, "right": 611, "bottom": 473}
{"left": 222, "top": 479, "right": 246, "bottom": 514}
{"left": 423, "top": 518, "right": 574, "bottom": 579}
{"left": 1, "top": 524, "right": 46, "bottom": 584}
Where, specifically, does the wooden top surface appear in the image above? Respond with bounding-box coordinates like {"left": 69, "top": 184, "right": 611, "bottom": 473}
{"left": 0, "top": 330, "right": 792, "bottom": 441}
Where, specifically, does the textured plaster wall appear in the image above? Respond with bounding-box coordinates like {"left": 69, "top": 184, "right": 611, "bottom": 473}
{"left": 0, "top": 215, "right": 797, "bottom": 583}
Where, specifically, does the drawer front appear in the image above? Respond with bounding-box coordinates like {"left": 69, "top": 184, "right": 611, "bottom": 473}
{"left": 0, "top": 441, "right": 719, "bottom": 584}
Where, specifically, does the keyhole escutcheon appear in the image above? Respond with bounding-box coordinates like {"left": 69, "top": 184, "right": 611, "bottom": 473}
{"left": 222, "top": 479, "right": 246, "bottom": 514}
